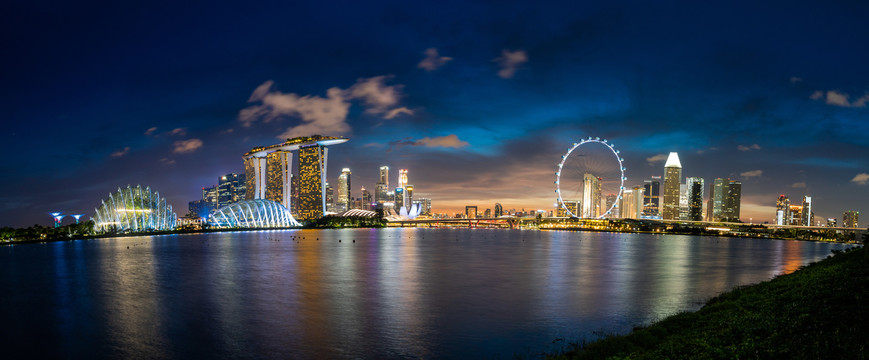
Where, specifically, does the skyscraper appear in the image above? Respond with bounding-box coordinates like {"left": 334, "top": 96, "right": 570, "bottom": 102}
{"left": 397, "top": 169, "right": 409, "bottom": 208}
{"left": 643, "top": 176, "right": 661, "bottom": 217}
{"left": 337, "top": 168, "right": 351, "bottom": 212}
{"left": 775, "top": 195, "right": 790, "bottom": 226}
{"left": 361, "top": 187, "right": 372, "bottom": 210}
{"left": 711, "top": 178, "right": 741, "bottom": 222}
{"left": 398, "top": 169, "right": 408, "bottom": 189}
{"left": 405, "top": 185, "right": 414, "bottom": 210}
{"left": 218, "top": 173, "right": 245, "bottom": 208}
{"left": 801, "top": 196, "right": 813, "bottom": 226}
{"left": 843, "top": 210, "right": 859, "bottom": 228}
{"left": 789, "top": 205, "right": 803, "bottom": 225}
{"left": 465, "top": 206, "right": 478, "bottom": 219}
{"left": 324, "top": 182, "right": 334, "bottom": 213}
{"left": 662, "top": 152, "right": 682, "bottom": 220}
{"left": 376, "top": 166, "right": 389, "bottom": 206}
{"left": 582, "top": 173, "right": 600, "bottom": 218}
{"left": 494, "top": 203, "right": 503, "bottom": 217}
{"left": 685, "top": 177, "right": 704, "bottom": 221}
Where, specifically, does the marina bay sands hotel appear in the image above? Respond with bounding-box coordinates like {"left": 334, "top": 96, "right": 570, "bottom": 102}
{"left": 243, "top": 135, "right": 348, "bottom": 220}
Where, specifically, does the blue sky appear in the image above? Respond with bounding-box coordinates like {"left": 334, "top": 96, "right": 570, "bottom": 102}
{"left": 2, "top": 0, "right": 868, "bottom": 227}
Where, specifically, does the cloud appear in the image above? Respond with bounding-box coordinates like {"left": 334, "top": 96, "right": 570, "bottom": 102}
{"left": 144, "top": 127, "right": 158, "bottom": 136}
{"left": 110, "top": 147, "right": 130, "bottom": 158}
{"left": 737, "top": 144, "right": 761, "bottom": 151}
{"left": 160, "top": 158, "right": 176, "bottom": 165}
{"left": 791, "top": 182, "right": 807, "bottom": 188}
{"left": 790, "top": 77, "right": 802, "bottom": 84}
{"left": 810, "top": 90, "right": 869, "bottom": 107}
{"left": 740, "top": 170, "right": 763, "bottom": 178}
{"left": 169, "top": 128, "right": 187, "bottom": 136}
{"left": 645, "top": 154, "right": 668, "bottom": 164}
{"left": 388, "top": 134, "right": 470, "bottom": 151}
{"left": 493, "top": 49, "right": 528, "bottom": 79}
{"left": 417, "top": 48, "right": 452, "bottom": 71}
{"left": 240, "top": 76, "right": 410, "bottom": 139}
{"left": 173, "top": 139, "right": 203, "bottom": 154}
{"left": 851, "top": 173, "right": 869, "bottom": 185}
{"left": 384, "top": 107, "right": 414, "bottom": 119}
{"left": 413, "top": 134, "right": 469, "bottom": 148}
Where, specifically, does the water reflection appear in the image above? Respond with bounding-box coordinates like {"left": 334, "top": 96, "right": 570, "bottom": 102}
{"left": 0, "top": 229, "right": 852, "bottom": 359}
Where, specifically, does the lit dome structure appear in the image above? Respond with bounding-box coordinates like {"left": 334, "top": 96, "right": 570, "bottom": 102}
{"left": 208, "top": 199, "right": 301, "bottom": 228}
{"left": 93, "top": 185, "right": 176, "bottom": 233}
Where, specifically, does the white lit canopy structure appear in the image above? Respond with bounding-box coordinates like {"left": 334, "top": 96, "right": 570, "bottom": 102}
{"left": 208, "top": 199, "right": 301, "bottom": 228}
{"left": 93, "top": 185, "right": 176, "bottom": 233}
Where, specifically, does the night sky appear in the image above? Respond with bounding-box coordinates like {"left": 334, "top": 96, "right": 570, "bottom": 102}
{"left": 3, "top": 1, "right": 868, "bottom": 227}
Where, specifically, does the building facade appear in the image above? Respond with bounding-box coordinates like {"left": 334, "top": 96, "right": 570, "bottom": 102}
{"left": 662, "top": 152, "right": 682, "bottom": 220}
{"left": 843, "top": 210, "right": 859, "bottom": 228}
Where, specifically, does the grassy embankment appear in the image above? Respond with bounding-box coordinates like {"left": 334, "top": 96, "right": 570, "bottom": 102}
{"left": 551, "top": 245, "right": 868, "bottom": 359}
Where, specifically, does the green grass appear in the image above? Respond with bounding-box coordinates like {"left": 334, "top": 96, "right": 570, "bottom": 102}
{"left": 551, "top": 246, "right": 869, "bottom": 360}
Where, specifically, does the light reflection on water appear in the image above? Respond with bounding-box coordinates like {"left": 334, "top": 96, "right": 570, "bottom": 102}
{"left": 0, "top": 229, "right": 852, "bottom": 359}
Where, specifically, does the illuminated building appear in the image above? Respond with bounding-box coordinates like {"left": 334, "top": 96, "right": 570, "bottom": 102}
{"left": 801, "top": 196, "right": 813, "bottom": 226}
{"left": 93, "top": 185, "right": 176, "bottom": 233}
{"left": 776, "top": 195, "right": 790, "bottom": 226}
{"left": 662, "top": 152, "right": 682, "bottom": 220}
{"left": 679, "top": 183, "right": 689, "bottom": 220}
{"left": 297, "top": 144, "right": 328, "bottom": 220}
{"left": 361, "top": 187, "right": 372, "bottom": 210}
{"left": 208, "top": 199, "right": 301, "bottom": 228}
{"left": 557, "top": 200, "right": 581, "bottom": 217}
{"left": 265, "top": 151, "right": 292, "bottom": 209}
{"left": 416, "top": 198, "right": 432, "bottom": 216}
{"left": 406, "top": 185, "right": 414, "bottom": 209}
{"left": 244, "top": 156, "right": 267, "bottom": 200}
{"left": 218, "top": 173, "right": 245, "bottom": 208}
{"left": 494, "top": 203, "right": 503, "bottom": 217}
{"left": 605, "top": 193, "right": 618, "bottom": 218}
{"left": 203, "top": 185, "right": 218, "bottom": 208}
{"left": 188, "top": 199, "right": 214, "bottom": 218}
{"left": 394, "top": 188, "right": 404, "bottom": 210}
{"left": 843, "top": 210, "right": 859, "bottom": 228}
{"left": 376, "top": 166, "right": 389, "bottom": 206}
{"left": 582, "top": 173, "right": 600, "bottom": 218}
{"left": 484, "top": 208, "right": 492, "bottom": 218}
{"left": 711, "top": 178, "right": 741, "bottom": 222}
{"left": 398, "top": 169, "right": 408, "bottom": 189}
{"left": 686, "top": 177, "right": 704, "bottom": 221}
{"left": 465, "top": 205, "right": 478, "bottom": 219}
{"left": 789, "top": 205, "right": 803, "bottom": 225}
{"left": 643, "top": 176, "right": 661, "bottom": 217}
{"left": 337, "top": 168, "right": 351, "bottom": 212}
{"left": 324, "top": 182, "right": 334, "bottom": 213}
{"left": 242, "top": 135, "right": 348, "bottom": 220}
{"left": 826, "top": 218, "right": 837, "bottom": 227}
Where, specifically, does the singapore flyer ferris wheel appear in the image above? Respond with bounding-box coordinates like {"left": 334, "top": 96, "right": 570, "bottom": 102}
{"left": 555, "top": 137, "right": 625, "bottom": 219}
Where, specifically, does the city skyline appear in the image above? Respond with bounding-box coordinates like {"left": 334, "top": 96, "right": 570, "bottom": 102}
{"left": 2, "top": 1, "right": 868, "bottom": 227}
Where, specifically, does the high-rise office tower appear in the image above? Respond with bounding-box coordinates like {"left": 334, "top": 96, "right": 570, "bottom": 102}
{"left": 679, "top": 183, "right": 689, "bottom": 220}
{"left": 662, "top": 152, "right": 682, "bottom": 220}
{"left": 375, "top": 166, "right": 389, "bottom": 206}
{"left": 361, "top": 187, "right": 372, "bottom": 210}
{"left": 324, "top": 182, "right": 334, "bottom": 213}
{"left": 265, "top": 151, "right": 292, "bottom": 209}
{"left": 843, "top": 210, "right": 859, "bottom": 228}
{"left": 217, "top": 173, "right": 246, "bottom": 208}
{"left": 494, "top": 203, "right": 503, "bottom": 217}
{"left": 685, "top": 177, "right": 704, "bottom": 221}
{"left": 394, "top": 188, "right": 404, "bottom": 210}
{"left": 203, "top": 185, "right": 218, "bottom": 207}
{"left": 711, "top": 178, "right": 742, "bottom": 222}
{"left": 416, "top": 198, "right": 431, "bottom": 216}
{"left": 789, "top": 205, "right": 803, "bottom": 225}
{"left": 405, "top": 185, "right": 414, "bottom": 208}
{"left": 398, "top": 169, "right": 408, "bottom": 189}
{"left": 605, "top": 193, "right": 618, "bottom": 218}
{"left": 775, "top": 195, "right": 790, "bottom": 226}
{"left": 337, "top": 168, "right": 351, "bottom": 212}
{"left": 643, "top": 176, "right": 661, "bottom": 217}
{"left": 582, "top": 173, "right": 600, "bottom": 218}
{"left": 801, "top": 196, "right": 813, "bottom": 226}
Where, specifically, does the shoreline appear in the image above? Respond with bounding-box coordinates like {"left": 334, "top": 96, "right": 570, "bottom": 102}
{"left": 2, "top": 225, "right": 859, "bottom": 246}
{"left": 547, "top": 244, "right": 867, "bottom": 359}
